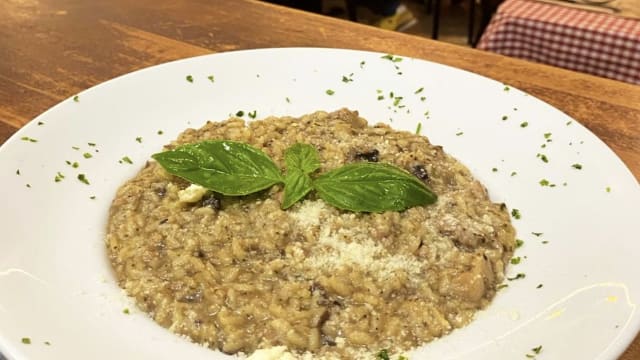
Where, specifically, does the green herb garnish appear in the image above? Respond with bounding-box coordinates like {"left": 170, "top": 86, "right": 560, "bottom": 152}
{"left": 88, "top": 142, "right": 96, "bottom": 147}
{"left": 44, "top": 341, "right": 51, "bottom": 345}
{"left": 153, "top": 140, "right": 283, "bottom": 196}
{"left": 123, "top": 308, "right": 130, "bottom": 314}
{"left": 37, "top": 121, "right": 44, "bottom": 126}
{"left": 248, "top": 110, "right": 257, "bottom": 119}
{"left": 186, "top": 75, "right": 193, "bottom": 83}
{"left": 21, "top": 136, "right": 38, "bottom": 143}
{"left": 377, "top": 95, "right": 384, "bottom": 101}
{"left": 414, "top": 87, "right": 424, "bottom": 94}
{"left": 313, "top": 163, "right": 436, "bottom": 212}
{"left": 536, "top": 284, "right": 543, "bottom": 289}
{"left": 516, "top": 239, "right": 524, "bottom": 248}
{"left": 531, "top": 232, "right": 543, "bottom": 237}
{"left": 135, "top": 137, "right": 143, "bottom": 143}
{"left": 83, "top": 152, "right": 93, "bottom": 159}
{"left": 325, "top": 89, "right": 335, "bottom": 95}
{"left": 235, "top": 110, "right": 244, "bottom": 117}
{"left": 16, "top": 169, "right": 20, "bottom": 175}
{"left": 492, "top": 167, "right": 498, "bottom": 172}
{"left": 73, "top": 95, "right": 79, "bottom": 102}
{"left": 520, "top": 121, "right": 529, "bottom": 128}
{"left": 376, "top": 349, "right": 391, "bottom": 360}
{"left": 158, "top": 130, "right": 164, "bottom": 135}
{"left": 54, "top": 172, "right": 65, "bottom": 182}
{"left": 539, "top": 179, "right": 550, "bottom": 186}
{"left": 21, "top": 337, "right": 31, "bottom": 344}
{"left": 26, "top": 184, "right": 31, "bottom": 188}
{"left": 120, "top": 156, "right": 133, "bottom": 164}
{"left": 503, "top": 85, "right": 510, "bottom": 91}
{"left": 415, "top": 122, "right": 422, "bottom": 135}
{"left": 153, "top": 141, "right": 437, "bottom": 212}
{"left": 360, "top": 60, "right": 365, "bottom": 68}
{"left": 77, "top": 174, "right": 90, "bottom": 185}
{"left": 381, "top": 54, "right": 402, "bottom": 62}
{"left": 341, "top": 74, "right": 354, "bottom": 83}
{"left": 285, "top": 97, "right": 291, "bottom": 103}
{"left": 72, "top": 146, "right": 80, "bottom": 150}
{"left": 510, "top": 257, "right": 521, "bottom": 265}
{"left": 510, "top": 171, "right": 517, "bottom": 176}
{"left": 207, "top": 75, "right": 215, "bottom": 82}
{"left": 511, "top": 208, "right": 521, "bottom": 219}
{"left": 502, "top": 115, "right": 508, "bottom": 121}
{"left": 537, "top": 153, "right": 548, "bottom": 163}
{"left": 507, "top": 273, "right": 526, "bottom": 281}
{"left": 606, "top": 186, "right": 611, "bottom": 193}
{"left": 90, "top": 196, "right": 96, "bottom": 200}
{"left": 572, "top": 163, "right": 583, "bottom": 170}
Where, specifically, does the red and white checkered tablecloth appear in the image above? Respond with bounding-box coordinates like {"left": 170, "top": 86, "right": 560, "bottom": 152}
{"left": 477, "top": 0, "right": 640, "bottom": 84}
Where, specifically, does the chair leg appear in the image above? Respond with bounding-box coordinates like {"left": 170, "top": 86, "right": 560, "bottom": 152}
{"left": 432, "top": 0, "right": 441, "bottom": 39}
{"left": 426, "top": 0, "right": 433, "bottom": 14}
{"left": 468, "top": 0, "right": 476, "bottom": 45}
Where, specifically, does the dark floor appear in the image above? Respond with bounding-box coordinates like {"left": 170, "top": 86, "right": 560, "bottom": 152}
{"left": 322, "top": 0, "right": 482, "bottom": 47}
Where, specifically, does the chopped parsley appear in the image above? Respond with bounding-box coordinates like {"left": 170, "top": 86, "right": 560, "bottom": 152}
{"left": 381, "top": 54, "right": 402, "bottom": 62}
{"left": 120, "top": 156, "right": 133, "bottom": 164}
{"left": 415, "top": 122, "right": 422, "bottom": 135}
{"left": 207, "top": 75, "right": 215, "bottom": 82}
{"left": 285, "top": 97, "right": 291, "bottom": 103}
{"left": 71, "top": 161, "right": 79, "bottom": 168}
{"left": 539, "top": 179, "right": 550, "bottom": 186}
{"left": 83, "top": 152, "right": 93, "bottom": 159}
{"left": 73, "top": 95, "right": 79, "bottom": 102}
{"left": 21, "top": 337, "right": 31, "bottom": 344}
{"left": 186, "top": 75, "right": 194, "bottom": 83}
{"left": 72, "top": 146, "right": 80, "bottom": 150}
{"left": 54, "top": 172, "right": 65, "bottom": 182}
{"left": 88, "top": 142, "right": 96, "bottom": 147}
{"left": 507, "top": 273, "right": 526, "bottom": 281}
{"left": 510, "top": 171, "right": 517, "bottom": 177}
{"left": 571, "top": 163, "right": 583, "bottom": 169}
{"left": 393, "top": 96, "right": 403, "bottom": 107}
{"left": 420, "top": 96, "right": 426, "bottom": 101}
{"left": 37, "top": 121, "right": 44, "bottom": 126}
{"left": 44, "top": 341, "right": 51, "bottom": 346}
{"left": 377, "top": 95, "right": 384, "bottom": 101}
{"left": 502, "top": 115, "right": 508, "bottom": 121}
{"left": 341, "top": 74, "right": 354, "bottom": 83}
{"left": 531, "top": 232, "right": 543, "bottom": 237}
{"left": 90, "top": 196, "right": 96, "bottom": 200}
{"left": 325, "top": 89, "right": 335, "bottom": 96}
{"left": 566, "top": 120, "right": 572, "bottom": 125}
{"left": 376, "top": 349, "right": 390, "bottom": 360}
{"left": 510, "top": 257, "right": 521, "bottom": 265}
{"left": 492, "top": 167, "right": 498, "bottom": 172}
{"left": 248, "top": 110, "right": 257, "bottom": 119}
{"left": 26, "top": 184, "right": 31, "bottom": 188}
{"left": 544, "top": 132, "right": 552, "bottom": 139}
{"left": 16, "top": 169, "right": 20, "bottom": 175}
{"left": 536, "top": 284, "right": 544, "bottom": 289}
{"left": 359, "top": 60, "right": 365, "bottom": 68}
{"left": 536, "top": 153, "right": 549, "bottom": 163}
{"left": 123, "top": 308, "right": 130, "bottom": 314}
{"left": 511, "top": 208, "right": 521, "bottom": 219}
{"left": 21, "top": 136, "right": 38, "bottom": 143}
{"left": 456, "top": 131, "right": 464, "bottom": 136}
{"left": 542, "top": 240, "right": 549, "bottom": 244}
{"left": 398, "top": 356, "right": 408, "bottom": 360}
{"left": 606, "top": 186, "right": 611, "bottom": 193}
{"left": 497, "top": 284, "right": 509, "bottom": 290}
{"left": 414, "top": 87, "right": 424, "bottom": 94}
{"left": 77, "top": 174, "right": 90, "bottom": 185}
{"left": 157, "top": 130, "right": 164, "bottom": 135}
{"left": 527, "top": 345, "right": 543, "bottom": 358}
{"left": 516, "top": 239, "right": 524, "bottom": 248}
{"left": 520, "top": 121, "right": 529, "bottom": 128}
{"left": 503, "top": 85, "right": 510, "bottom": 91}
{"left": 135, "top": 137, "right": 142, "bottom": 143}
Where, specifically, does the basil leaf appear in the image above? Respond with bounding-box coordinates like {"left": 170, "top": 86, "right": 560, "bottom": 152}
{"left": 282, "top": 170, "right": 313, "bottom": 209}
{"left": 314, "top": 163, "right": 437, "bottom": 212}
{"left": 152, "top": 140, "right": 283, "bottom": 196}
{"left": 285, "top": 143, "right": 320, "bottom": 174}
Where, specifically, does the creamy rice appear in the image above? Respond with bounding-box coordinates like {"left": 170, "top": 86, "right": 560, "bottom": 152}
{"left": 106, "top": 109, "right": 516, "bottom": 359}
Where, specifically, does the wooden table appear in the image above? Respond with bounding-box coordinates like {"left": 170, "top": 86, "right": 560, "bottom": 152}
{"left": 0, "top": 0, "right": 638, "bottom": 358}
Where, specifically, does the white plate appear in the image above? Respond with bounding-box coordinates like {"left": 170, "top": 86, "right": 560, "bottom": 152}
{"left": 1, "top": 48, "right": 638, "bottom": 360}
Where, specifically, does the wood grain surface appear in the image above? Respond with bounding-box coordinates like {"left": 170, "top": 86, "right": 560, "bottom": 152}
{"left": 0, "top": 0, "right": 638, "bottom": 358}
